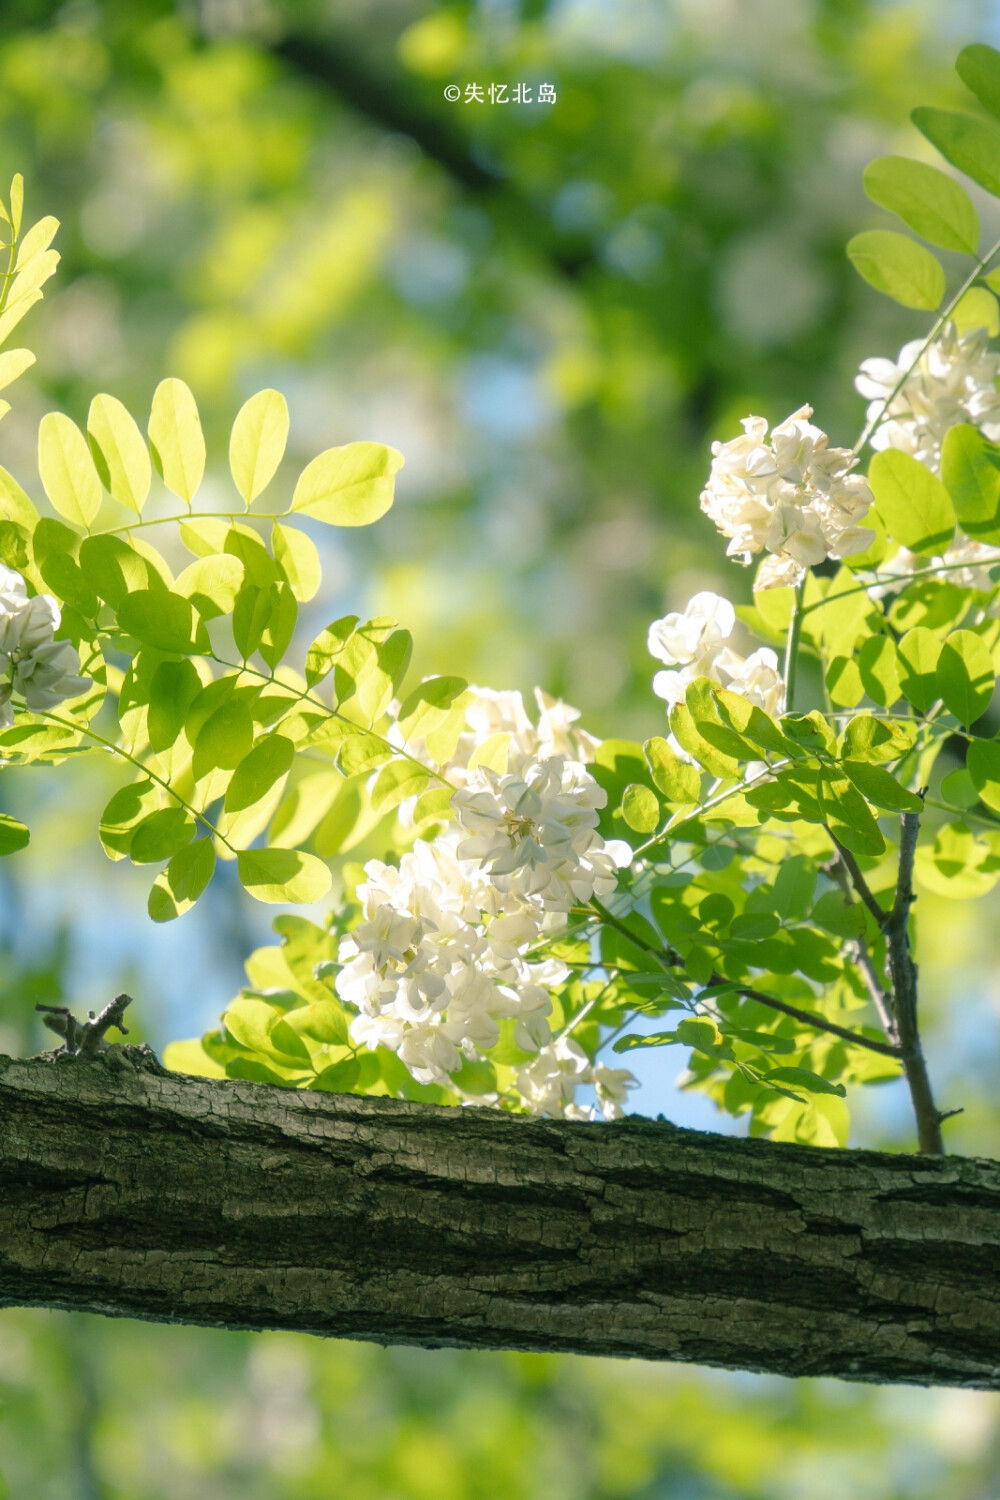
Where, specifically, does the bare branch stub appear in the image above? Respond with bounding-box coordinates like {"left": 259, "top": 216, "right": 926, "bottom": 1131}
{"left": 36, "top": 994, "right": 133, "bottom": 1058}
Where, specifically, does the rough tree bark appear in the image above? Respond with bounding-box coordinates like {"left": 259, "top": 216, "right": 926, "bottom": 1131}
{"left": 1, "top": 1051, "right": 998, "bottom": 1389}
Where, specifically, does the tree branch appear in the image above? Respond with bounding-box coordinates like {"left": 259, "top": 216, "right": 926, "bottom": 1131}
{"left": 885, "top": 808, "right": 945, "bottom": 1154}
{"left": 825, "top": 831, "right": 890, "bottom": 928}
{"left": 587, "top": 899, "right": 900, "bottom": 1059}
{"left": 823, "top": 845, "right": 898, "bottom": 1046}
{"left": 1, "top": 1053, "right": 999, "bottom": 1388}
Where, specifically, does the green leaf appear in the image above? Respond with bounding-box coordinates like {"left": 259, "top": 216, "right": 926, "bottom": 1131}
{"left": 764, "top": 1066, "right": 846, "bottom": 1098}
{"left": 941, "top": 424, "right": 1000, "bottom": 543}
{"left": 38, "top": 412, "right": 102, "bottom": 528}
{"left": 397, "top": 675, "right": 468, "bottom": 742}
{"left": 129, "top": 807, "right": 197, "bottom": 864}
{"left": 957, "top": 43, "right": 1000, "bottom": 120}
{"left": 898, "top": 626, "right": 943, "bottom": 713}
{"left": 913, "top": 106, "right": 1000, "bottom": 199}
{"left": 842, "top": 760, "right": 922, "bottom": 812}
{"left": 952, "top": 286, "right": 1000, "bottom": 337}
{"left": 858, "top": 635, "right": 902, "bottom": 707}
{"left": 290, "top": 441, "right": 403, "bottom": 526}
{"left": 225, "top": 734, "right": 294, "bottom": 813}
{"left": 772, "top": 855, "right": 816, "bottom": 919}
{"left": 643, "top": 736, "right": 700, "bottom": 802}
{"left": 967, "top": 738, "right": 1000, "bottom": 813}
{"left": 259, "top": 581, "right": 298, "bottom": 670}
{"left": 229, "top": 388, "right": 289, "bottom": 506}
{"left": 304, "top": 616, "right": 358, "bottom": 687}
{"left": 936, "top": 629, "right": 995, "bottom": 725}
{"left": 817, "top": 773, "right": 886, "bottom": 857}
{"left": 237, "top": 847, "right": 332, "bottom": 904}
{"left": 811, "top": 889, "right": 866, "bottom": 939}
{"left": 232, "top": 583, "right": 271, "bottom": 661}
{"left": 941, "top": 766, "right": 979, "bottom": 809}
{"left": 0, "top": 813, "right": 29, "bottom": 854}
{"left": 192, "top": 700, "right": 254, "bottom": 780}
{"left": 173, "top": 554, "right": 245, "bottom": 620}
{"left": 224, "top": 996, "right": 313, "bottom": 1067}
{"left": 271, "top": 521, "right": 321, "bottom": 602}
{"left": 846, "top": 230, "right": 945, "bottom": 310}
{"left": 100, "top": 779, "right": 166, "bottom": 861}
{"left": 148, "top": 659, "right": 203, "bottom": 753}
{"left": 87, "top": 394, "right": 151, "bottom": 515}
{"left": 621, "top": 783, "right": 660, "bottom": 833}
{"left": 863, "top": 154, "right": 979, "bottom": 253}
{"left": 826, "top": 655, "right": 864, "bottom": 708}
{"left": 118, "top": 590, "right": 209, "bottom": 656}
{"left": 868, "top": 449, "right": 955, "bottom": 555}
{"left": 370, "top": 758, "right": 431, "bottom": 813}
{"left": 148, "top": 377, "right": 205, "bottom": 505}
{"left": 310, "top": 1057, "right": 361, "bottom": 1094}
{"left": 78, "top": 534, "right": 168, "bottom": 610}
{"left": 842, "top": 713, "right": 916, "bottom": 764}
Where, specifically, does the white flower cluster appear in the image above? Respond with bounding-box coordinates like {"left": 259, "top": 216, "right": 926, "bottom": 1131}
{"left": 337, "top": 690, "right": 635, "bottom": 1117}
{"left": 515, "top": 1035, "right": 637, "bottom": 1121}
{"left": 647, "top": 591, "right": 785, "bottom": 718}
{"left": 856, "top": 322, "right": 1000, "bottom": 473}
{"left": 0, "top": 566, "right": 88, "bottom": 728}
{"left": 700, "top": 405, "right": 875, "bottom": 591}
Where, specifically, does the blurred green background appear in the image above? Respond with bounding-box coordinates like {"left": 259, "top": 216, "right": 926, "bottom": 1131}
{"left": 4, "top": 0, "right": 1000, "bottom": 1494}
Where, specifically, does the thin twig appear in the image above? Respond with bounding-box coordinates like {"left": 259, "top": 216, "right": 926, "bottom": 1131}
{"left": 586, "top": 899, "right": 901, "bottom": 1059}
{"left": 885, "top": 807, "right": 945, "bottom": 1154}
{"left": 825, "top": 831, "right": 889, "bottom": 927}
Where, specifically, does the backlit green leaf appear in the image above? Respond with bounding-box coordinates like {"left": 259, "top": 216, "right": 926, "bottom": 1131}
{"left": 941, "top": 424, "right": 1000, "bottom": 543}
{"left": 968, "top": 738, "right": 1000, "bottom": 812}
{"left": 129, "top": 807, "right": 196, "bottom": 864}
{"left": 621, "top": 782, "right": 660, "bottom": 833}
{"left": 898, "top": 627, "right": 943, "bottom": 713}
{"left": 846, "top": 229, "right": 945, "bottom": 310}
{"left": 957, "top": 42, "right": 1000, "bottom": 119}
{"left": 936, "top": 629, "right": 994, "bottom": 725}
{"left": 291, "top": 441, "right": 403, "bottom": 526}
{"left": 148, "top": 837, "right": 216, "bottom": 922}
{"left": 370, "top": 758, "right": 431, "bottom": 813}
{"left": 87, "top": 394, "right": 151, "bottom": 515}
{"left": 0, "top": 814, "right": 29, "bottom": 855}
{"left": 148, "top": 377, "right": 205, "bottom": 505}
{"left": 173, "top": 554, "right": 245, "bottom": 620}
{"left": 643, "top": 736, "right": 700, "bottom": 802}
{"left": 863, "top": 155, "right": 979, "bottom": 253}
{"left": 237, "top": 847, "right": 332, "bottom": 904}
{"left": 858, "top": 635, "right": 902, "bottom": 706}
{"left": 224, "top": 734, "right": 294, "bottom": 813}
{"left": 38, "top": 412, "right": 102, "bottom": 527}
{"left": 229, "top": 388, "right": 289, "bottom": 506}
{"left": 271, "top": 521, "right": 321, "bottom": 602}
{"left": 118, "top": 590, "right": 209, "bottom": 655}
{"left": 868, "top": 449, "right": 955, "bottom": 555}
{"left": 192, "top": 700, "right": 254, "bottom": 780}
{"left": 913, "top": 106, "right": 1000, "bottom": 198}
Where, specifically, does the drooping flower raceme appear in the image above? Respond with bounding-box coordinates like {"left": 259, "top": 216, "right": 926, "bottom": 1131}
{"left": 647, "top": 591, "right": 785, "bottom": 718}
{"left": 0, "top": 566, "right": 88, "bottom": 728}
{"left": 700, "top": 406, "right": 874, "bottom": 591}
{"left": 856, "top": 321, "right": 1000, "bottom": 473}
{"left": 337, "top": 695, "right": 636, "bottom": 1111}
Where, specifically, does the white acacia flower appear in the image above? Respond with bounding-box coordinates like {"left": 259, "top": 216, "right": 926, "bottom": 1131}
{"left": 0, "top": 579, "right": 89, "bottom": 729}
{"left": 592, "top": 1063, "right": 639, "bottom": 1121}
{"left": 452, "top": 755, "right": 628, "bottom": 912}
{"left": 648, "top": 592, "right": 785, "bottom": 724}
{"left": 515, "top": 1036, "right": 592, "bottom": 1116}
{"left": 700, "top": 405, "right": 873, "bottom": 590}
{"left": 856, "top": 322, "right": 1000, "bottom": 473}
